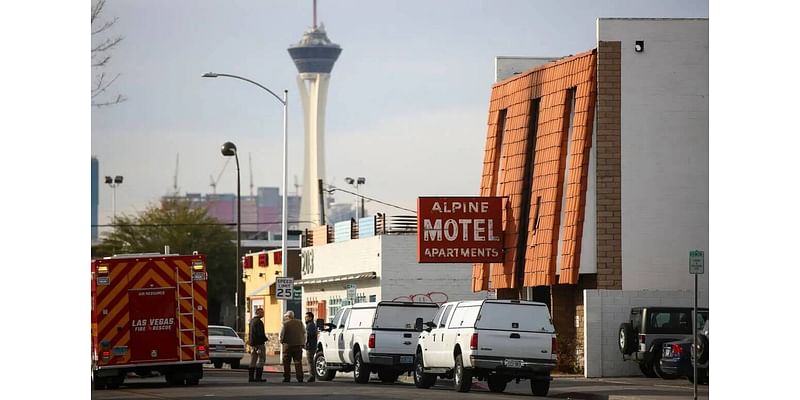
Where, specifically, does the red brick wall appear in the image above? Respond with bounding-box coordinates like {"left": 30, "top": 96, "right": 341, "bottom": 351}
{"left": 595, "top": 41, "right": 622, "bottom": 290}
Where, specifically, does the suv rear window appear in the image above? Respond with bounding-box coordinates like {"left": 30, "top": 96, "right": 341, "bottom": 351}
{"left": 476, "top": 303, "right": 554, "bottom": 332}
{"left": 647, "top": 310, "right": 693, "bottom": 334}
{"left": 373, "top": 305, "right": 438, "bottom": 330}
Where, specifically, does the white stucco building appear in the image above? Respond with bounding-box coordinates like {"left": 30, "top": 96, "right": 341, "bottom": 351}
{"left": 297, "top": 225, "right": 486, "bottom": 322}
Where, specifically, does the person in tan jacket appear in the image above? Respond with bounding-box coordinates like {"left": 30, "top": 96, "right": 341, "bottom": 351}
{"left": 280, "top": 310, "right": 306, "bottom": 382}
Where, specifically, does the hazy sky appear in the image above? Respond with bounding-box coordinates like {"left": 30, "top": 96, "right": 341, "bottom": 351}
{"left": 91, "top": 0, "right": 708, "bottom": 226}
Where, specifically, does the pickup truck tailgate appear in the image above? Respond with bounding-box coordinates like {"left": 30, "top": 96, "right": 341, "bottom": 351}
{"left": 373, "top": 330, "right": 418, "bottom": 358}
{"left": 475, "top": 329, "right": 552, "bottom": 361}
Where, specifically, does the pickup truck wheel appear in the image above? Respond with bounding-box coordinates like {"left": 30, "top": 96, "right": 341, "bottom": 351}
{"left": 453, "top": 354, "right": 472, "bottom": 392}
{"left": 378, "top": 369, "right": 399, "bottom": 383}
{"left": 530, "top": 378, "right": 550, "bottom": 396}
{"left": 213, "top": 361, "right": 223, "bottom": 369}
{"left": 487, "top": 375, "right": 507, "bottom": 392}
{"left": 413, "top": 352, "right": 436, "bottom": 389}
{"left": 353, "top": 351, "right": 371, "bottom": 384}
{"left": 314, "top": 351, "right": 336, "bottom": 381}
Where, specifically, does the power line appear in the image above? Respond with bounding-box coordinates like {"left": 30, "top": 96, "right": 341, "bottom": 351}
{"left": 325, "top": 184, "right": 416, "bottom": 214}
{"left": 92, "top": 221, "right": 315, "bottom": 228}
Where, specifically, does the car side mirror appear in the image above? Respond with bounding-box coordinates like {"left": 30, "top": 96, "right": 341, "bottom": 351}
{"left": 425, "top": 321, "right": 436, "bottom": 328}
{"left": 324, "top": 323, "right": 335, "bottom": 331}
{"left": 414, "top": 317, "right": 424, "bottom": 332}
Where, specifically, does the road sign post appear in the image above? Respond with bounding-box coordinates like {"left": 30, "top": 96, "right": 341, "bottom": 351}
{"left": 688, "top": 250, "right": 704, "bottom": 400}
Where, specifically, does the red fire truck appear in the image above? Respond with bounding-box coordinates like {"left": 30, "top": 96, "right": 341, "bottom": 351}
{"left": 91, "top": 253, "right": 210, "bottom": 389}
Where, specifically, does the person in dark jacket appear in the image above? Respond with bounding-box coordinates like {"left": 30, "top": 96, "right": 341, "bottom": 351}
{"left": 304, "top": 312, "right": 319, "bottom": 382}
{"left": 280, "top": 310, "right": 306, "bottom": 382}
{"left": 248, "top": 308, "right": 267, "bottom": 382}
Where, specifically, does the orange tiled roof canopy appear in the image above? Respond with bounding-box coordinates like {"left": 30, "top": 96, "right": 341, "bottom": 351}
{"left": 472, "top": 50, "right": 597, "bottom": 291}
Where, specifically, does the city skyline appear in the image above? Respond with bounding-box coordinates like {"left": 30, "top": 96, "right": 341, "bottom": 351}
{"left": 91, "top": 0, "right": 708, "bottom": 229}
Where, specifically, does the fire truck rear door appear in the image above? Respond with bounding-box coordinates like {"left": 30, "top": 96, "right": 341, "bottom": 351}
{"left": 129, "top": 287, "right": 179, "bottom": 363}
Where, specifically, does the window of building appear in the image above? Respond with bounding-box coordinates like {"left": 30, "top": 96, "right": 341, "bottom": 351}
{"left": 556, "top": 88, "right": 577, "bottom": 271}
{"left": 494, "top": 108, "right": 508, "bottom": 196}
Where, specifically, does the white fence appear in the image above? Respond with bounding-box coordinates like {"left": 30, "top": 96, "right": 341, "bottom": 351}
{"left": 583, "top": 289, "right": 709, "bottom": 377}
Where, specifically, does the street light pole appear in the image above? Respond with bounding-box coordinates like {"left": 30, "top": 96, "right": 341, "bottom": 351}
{"left": 203, "top": 72, "right": 289, "bottom": 332}
{"left": 345, "top": 176, "right": 366, "bottom": 220}
{"left": 221, "top": 142, "right": 241, "bottom": 332}
{"left": 104, "top": 175, "right": 124, "bottom": 220}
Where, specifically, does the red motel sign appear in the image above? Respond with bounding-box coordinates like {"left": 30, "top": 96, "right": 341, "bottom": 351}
{"left": 417, "top": 197, "right": 503, "bottom": 263}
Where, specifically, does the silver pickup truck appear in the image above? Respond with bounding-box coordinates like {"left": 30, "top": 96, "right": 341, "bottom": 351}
{"left": 414, "top": 299, "right": 557, "bottom": 396}
{"left": 313, "top": 301, "right": 439, "bottom": 384}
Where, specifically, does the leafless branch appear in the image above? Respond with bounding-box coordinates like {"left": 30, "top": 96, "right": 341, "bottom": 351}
{"left": 91, "top": 0, "right": 125, "bottom": 108}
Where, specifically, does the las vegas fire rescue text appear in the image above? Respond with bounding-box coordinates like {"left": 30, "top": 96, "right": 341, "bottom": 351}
{"left": 417, "top": 197, "right": 503, "bottom": 263}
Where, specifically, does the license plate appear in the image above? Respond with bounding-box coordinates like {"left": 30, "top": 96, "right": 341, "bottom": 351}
{"left": 663, "top": 348, "right": 672, "bottom": 357}
{"left": 505, "top": 359, "right": 522, "bottom": 368}
{"left": 400, "top": 356, "right": 414, "bottom": 364}
{"left": 216, "top": 345, "right": 226, "bottom": 351}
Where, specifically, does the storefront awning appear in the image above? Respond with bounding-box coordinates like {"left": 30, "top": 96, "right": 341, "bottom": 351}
{"left": 294, "top": 271, "right": 377, "bottom": 286}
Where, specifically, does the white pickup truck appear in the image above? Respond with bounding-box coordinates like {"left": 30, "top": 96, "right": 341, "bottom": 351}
{"left": 413, "top": 299, "right": 557, "bottom": 396}
{"left": 313, "top": 301, "right": 440, "bottom": 384}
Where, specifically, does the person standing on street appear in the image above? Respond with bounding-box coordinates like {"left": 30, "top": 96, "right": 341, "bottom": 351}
{"left": 304, "top": 312, "right": 319, "bottom": 382}
{"left": 248, "top": 308, "right": 267, "bottom": 383}
{"left": 280, "top": 310, "right": 306, "bottom": 382}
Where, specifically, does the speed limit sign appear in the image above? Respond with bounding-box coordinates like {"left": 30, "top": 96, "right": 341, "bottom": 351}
{"left": 275, "top": 277, "right": 294, "bottom": 300}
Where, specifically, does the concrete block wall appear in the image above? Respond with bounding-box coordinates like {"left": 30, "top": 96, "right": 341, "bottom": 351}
{"left": 583, "top": 289, "right": 709, "bottom": 377}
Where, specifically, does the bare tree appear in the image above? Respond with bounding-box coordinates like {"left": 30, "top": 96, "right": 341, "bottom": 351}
{"left": 92, "top": 0, "right": 126, "bottom": 107}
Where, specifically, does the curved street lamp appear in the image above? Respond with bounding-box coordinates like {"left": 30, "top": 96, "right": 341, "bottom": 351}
{"left": 203, "top": 72, "right": 289, "bottom": 333}
{"left": 220, "top": 141, "right": 241, "bottom": 332}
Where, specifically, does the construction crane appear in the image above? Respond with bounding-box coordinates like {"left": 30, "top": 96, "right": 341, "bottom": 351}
{"left": 209, "top": 157, "right": 231, "bottom": 195}
{"left": 172, "top": 153, "right": 180, "bottom": 195}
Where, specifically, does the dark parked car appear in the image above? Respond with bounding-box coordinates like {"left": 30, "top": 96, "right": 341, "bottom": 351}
{"left": 660, "top": 320, "right": 709, "bottom": 384}
{"left": 619, "top": 307, "right": 708, "bottom": 379}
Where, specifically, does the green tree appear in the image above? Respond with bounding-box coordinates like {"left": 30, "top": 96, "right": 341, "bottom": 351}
{"left": 94, "top": 200, "right": 235, "bottom": 325}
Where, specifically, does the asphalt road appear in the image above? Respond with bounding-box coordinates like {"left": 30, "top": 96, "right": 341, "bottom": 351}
{"left": 91, "top": 369, "right": 709, "bottom": 400}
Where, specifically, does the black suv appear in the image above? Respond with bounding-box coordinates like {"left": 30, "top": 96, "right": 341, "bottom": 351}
{"left": 618, "top": 307, "right": 708, "bottom": 379}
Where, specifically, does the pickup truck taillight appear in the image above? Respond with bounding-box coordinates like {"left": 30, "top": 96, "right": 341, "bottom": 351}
{"left": 470, "top": 333, "right": 478, "bottom": 350}
{"left": 551, "top": 337, "right": 558, "bottom": 354}
{"left": 670, "top": 344, "right": 683, "bottom": 356}
{"left": 368, "top": 333, "right": 375, "bottom": 349}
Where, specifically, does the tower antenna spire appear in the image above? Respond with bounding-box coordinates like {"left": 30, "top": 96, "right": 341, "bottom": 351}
{"left": 313, "top": 0, "right": 317, "bottom": 29}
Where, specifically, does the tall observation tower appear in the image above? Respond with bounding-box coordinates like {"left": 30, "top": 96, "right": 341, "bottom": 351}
{"left": 288, "top": 0, "right": 341, "bottom": 227}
